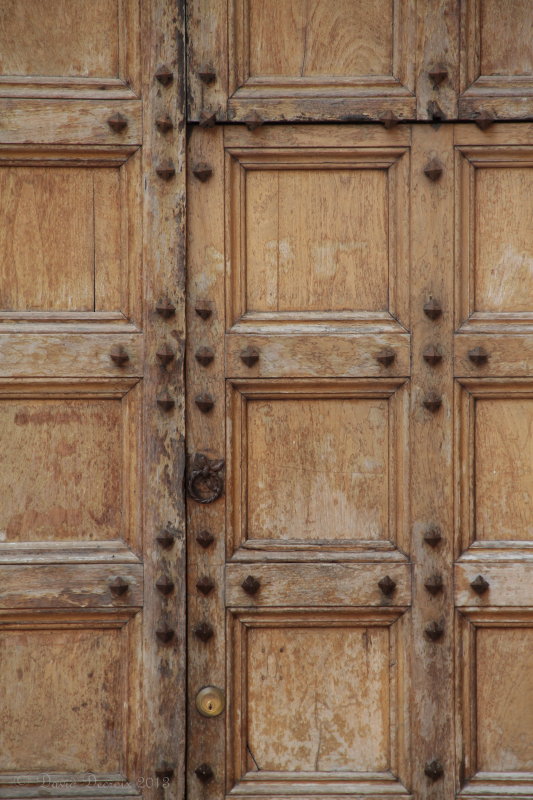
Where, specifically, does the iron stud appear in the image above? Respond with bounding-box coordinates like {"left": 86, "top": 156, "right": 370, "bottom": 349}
{"left": 195, "top": 763, "right": 214, "bottom": 783}
{"left": 195, "top": 393, "right": 215, "bottom": 413}
{"left": 244, "top": 111, "right": 264, "bottom": 131}
{"left": 195, "top": 301, "right": 213, "bottom": 319}
{"left": 155, "top": 114, "right": 174, "bottom": 133}
{"left": 376, "top": 348, "right": 396, "bottom": 367}
{"left": 425, "top": 760, "right": 444, "bottom": 780}
{"left": 199, "top": 110, "right": 217, "bottom": 128}
{"left": 155, "top": 764, "right": 174, "bottom": 780}
{"left": 424, "top": 574, "right": 444, "bottom": 596}
{"left": 155, "top": 65, "right": 173, "bottom": 86}
{"left": 192, "top": 162, "right": 213, "bottom": 182}
{"left": 196, "top": 576, "right": 215, "bottom": 596}
{"left": 428, "top": 66, "right": 448, "bottom": 88}
{"left": 110, "top": 345, "right": 129, "bottom": 366}
{"left": 195, "top": 346, "right": 214, "bottom": 366}
{"left": 107, "top": 112, "right": 128, "bottom": 133}
{"left": 425, "top": 620, "right": 445, "bottom": 641}
{"left": 156, "top": 528, "right": 176, "bottom": 549}
{"left": 424, "top": 158, "right": 444, "bottom": 181}
{"left": 194, "top": 622, "right": 214, "bottom": 642}
{"left": 378, "top": 575, "right": 397, "bottom": 596}
{"left": 156, "top": 161, "right": 176, "bottom": 180}
{"left": 196, "top": 530, "right": 215, "bottom": 548}
{"left": 423, "top": 298, "right": 442, "bottom": 320}
{"left": 423, "top": 345, "right": 443, "bottom": 366}
{"left": 475, "top": 110, "right": 495, "bottom": 130}
{"left": 198, "top": 65, "right": 216, "bottom": 84}
{"left": 240, "top": 346, "right": 260, "bottom": 367}
{"left": 423, "top": 525, "right": 442, "bottom": 547}
{"left": 423, "top": 392, "right": 442, "bottom": 412}
{"left": 109, "top": 576, "right": 129, "bottom": 596}
{"left": 156, "top": 298, "right": 175, "bottom": 318}
{"left": 380, "top": 110, "right": 399, "bottom": 129}
{"left": 241, "top": 575, "right": 261, "bottom": 595}
{"left": 470, "top": 574, "right": 490, "bottom": 595}
{"left": 156, "top": 625, "right": 175, "bottom": 643}
{"left": 156, "top": 344, "right": 175, "bottom": 366}
{"left": 156, "top": 576, "right": 175, "bottom": 596}
{"left": 157, "top": 391, "right": 175, "bottom": 411}
{"left": 468, "top": 346, "right": 489, "bottom": 366}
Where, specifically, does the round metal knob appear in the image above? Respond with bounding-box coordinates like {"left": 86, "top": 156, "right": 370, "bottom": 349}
{"left": 195, "top": 686, "right": 225, "bottom": 717}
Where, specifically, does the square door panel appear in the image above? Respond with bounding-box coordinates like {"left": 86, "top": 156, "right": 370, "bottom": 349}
{"left": 456, "top": 381, "right": 533, "bottom": 552}
{"left": 0, "top": 0, "right": 140, "bottom": 97}
{"left": 0, "top": 148, "right": 141, "bottom": 324}
{"left": 227, "top": 142, "right": 410, "bottom": 330}
{"left": 457, "top": 611, "right": 533, "bottom": 792}
{"left": 228, "top": 380, "right": 409, "bottom": 556}
{"left": 0, "top": 380, "right": 140, "bottom": 547}
{"left": 229, "top": 610, "right": 410, "bottom": 794}
{"left": 0, "top": 611, "right": 141, "bottom": 790}
{"left": 456, "top": 148, "right": 533, "bottom": 329}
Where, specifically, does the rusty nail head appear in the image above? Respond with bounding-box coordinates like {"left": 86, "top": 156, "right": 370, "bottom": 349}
{"left": 424, "top": 158, "right": 444, "bottom": 181}
{"left": 155, "top": 65, "right": 173, "bottom": 86}
{"left": 156, "top": 528, "right": 176, "bottom": 549}
{"left": 156, "top": 625, "right": 175, "bottom": 643}
{"left": 156, "top": 576, "right": 175, "bottom": 596}
{"left": 425, "top": 620, "right": 445, "bottom": 641}
{"left": 109, "top": 576, "right": 129, "bottom": 596}
{"left": 470, "top": 574, "right": 490, "bottom": 595}
{"left": 240, "top": 346, "right": 260, "bottom": 367}
{"left": 244, "top": 111, "right": 264, "bottom": 131}
{"left": 241, "top": 575, "right": 261, "bottom": 595}
{"left": 380, "top": 110, "right": 399, "bottom": 129}
{"left": 156, "top": 161, "right": 176, "bottom": 180}
{"left": 195, "top": 346, "right": 215, "bottom": 366}
{"left": 192, "top": 162, "right": 213, "bottom": 182}
{"left": 195, "top": 393, "right": 215, "bottom": 413}
{"left": 155, "top": 114, "right": 174, "bottom": 133}
{"left": 156, "top": 298, "right": 176, "bottom": 318}
{"left": 423, "top": 345, "right": 443, "bottom": 366}
{"left": 156, "top": 344, "right": 175, "bottom": 366}
{"left": 423, "top": 298, "right": 442, "bottom": 320}
{"left": 157, "top": 392, "right": 175, "bottom": 411}
{"left": 155, "top": 764, "right": 174, "bottom": 781}
{"left": 378, "top": 575, "right": 397, "bottom": 596}
{"left": 196, "top": 530, "right": 215, "bottom": 548}
{"left": 424, "top": 574, "right": 444, "bottom": 595}
{"left": 468, "top": 346, "right": 489, "bottom": 366}
{"left": 196, "top": 576, "right": 215, "bottom": 595}
{"left": 199, "top": 110, "right": 217, "bottom": 128}
{"left": 425, "top": 759, "right": 444, "bottom": 780}
{"left": 475, "top": 110, "right": 495, "bottom": 130}
{"left": 376, "top": 348, "right": 396, "bottom": 367}
{"left": 194, "top": 622, "right": 214, "bottom": 642}
{"left": 195, "top": 763, "right": 214, "bottom": 783}
{"left": 107, "top": 112, "right": 128, "bottom": 132}
{"left": 198, "top": 65, "right": 216, "bottom": 84}
{"left": 423, "top": 525, "right": 442, "bottom": 547}
{"left": 428, "top": 65, "right": 448, "bottom": 88}
{"left": 195, "top": 301, "right": 213, "bottom": 319}
{"left": 110, "top": 345, "right": 129, "bottom": 366}
{"left": 423, "top": 392, "right": 442, "bottom": 412}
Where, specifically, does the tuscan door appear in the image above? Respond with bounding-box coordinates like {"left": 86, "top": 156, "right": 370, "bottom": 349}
{"left": 0, "top": 3, "right": 185, "bottom": 800}
{"left": 186, "top": 68, "right": 533, "bottom": 800}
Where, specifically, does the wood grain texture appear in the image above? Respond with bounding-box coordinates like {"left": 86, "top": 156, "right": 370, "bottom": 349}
{"left": 416, "top": 0, "right": 459, "bottom": 119}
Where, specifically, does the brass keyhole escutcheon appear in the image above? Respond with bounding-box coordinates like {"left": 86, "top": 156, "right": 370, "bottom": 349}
{"left": 195, "top": 686, "right": 225, "bottom": 718}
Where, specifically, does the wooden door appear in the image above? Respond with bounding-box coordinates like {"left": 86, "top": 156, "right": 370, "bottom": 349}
{"left": 186, "top": 119, "right": 533, "bottom": 798}
{"left": 0, "top": 3, "right": 185, "bottom": 800}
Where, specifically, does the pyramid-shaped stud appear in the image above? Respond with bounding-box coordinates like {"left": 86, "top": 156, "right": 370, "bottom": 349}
{"left": 244, "top": 111, "right": 264, "bottom": 131}
{"left": 156, "top": 576, "right": 175, "bottom": 596}
{"left": 198, "top": 65, "right": 216, "bottom": 84}
{"left": 428, "top": 65, "right": 448, "bottom": 88}
{"left": 196, "top": 576, "right": 215, "bottom": 596}
{"left": 194, "top": 763, "right": 214, "bottom": 783}
{"left": 423, "top": 298, "right": 442, "bottom": 320}
{"left": 424, "top": 574, "right": 444, "bottom": 595}
{"left": 109, "top": 576, "right": 129, "bottom": 596}
{"left": 194, "top": 622, "right": 214, "bottom": 642}
{"left": 155, "top": 764, "right": 174, "bottom": 781}
{"left": 155, "top": 65, "right": 173, "bottom": 86}
{"left": 199, "top": 110, "right": 217, "bottom": 128}
{"left": 380, "top": 110, "right": 399, "bottom": 129}
{"left": 424, "top": 158, "right": 444, "bottom": 181}
{"left": 156, "top": 625, "right": 175, "bottom": 643}
{"left": 156, "top": 528, "right": 176, "bottom": 549}
{"left": 195, "top": 346, "right": 214, "bottom": 366}
{"left": 468, "top": 346, "right": 489, "bottom": 366}
{"left": 376, "top": 348, "right": 396, "bottom": 367}
{"left": 195, "top": 301, "right": 213, "bottom": 319}
{"left": 155, "top": 114, "right": 174, "bottom": 133}
{"left": 240, "top": 346, "right": 260, "bottom": 367}
{"left": 156, "top": 344, "right": 175, "bottom": 366}
{"left": 425, "top": 620, "right": 444, "bottom": 641}
{"left": 241, "top": 575, "right": 261, "bottom": 596}
{"left": 378, "top": 575, "right": 397, "bottom": 596}
{"left": 157, "top": 391, "right": 175, "bottom": 411}
{"left": 192, "top": 162, "right": 213, "bottom": 182}
{"left": 424, "top": 759, "right": 444, "bottom": 780}
{"left": 155, "top": 298, "right": 176, "bottom": 318}
{"left": 195, "top": 393, "right": 215, "bottom": 413}
{"left": 110, "top": 345, "right": 129, "bottom": 366}
{"left": 156, "top": 161, "right": 176, "bottom": 180}
{"left": 423, "top": 525, "right": 442, "bottom": 547}
{"left": 475, "top": 110, "right": 495, "bottom": 130}
{"left": 107, "top": 112, "right": 128, "bottom": 133}
{"left": 196, "top": 530, "right": 215, "bottom": 548}
{"left": 423, "top": 345, "right": 443, "bottom": 366}
{"left": 423, "top": 392, "right": 442, "bottom": 412}
{"left": 470, "top": 574, "right": 489, "bottom": 595}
